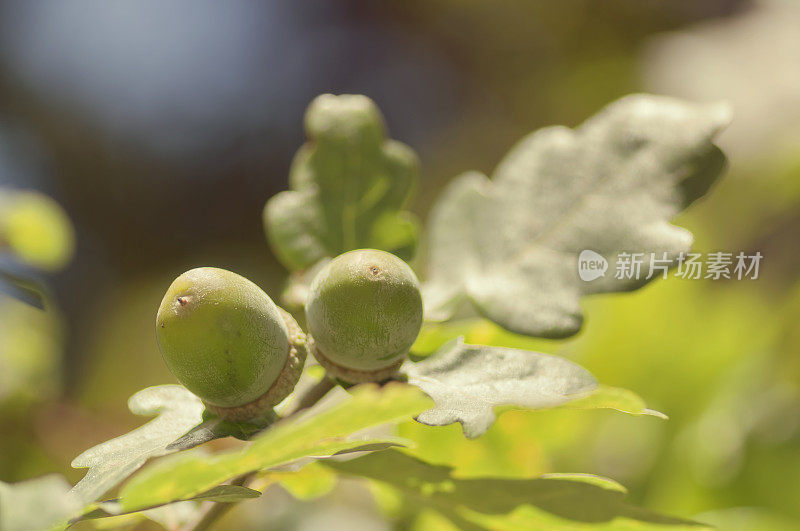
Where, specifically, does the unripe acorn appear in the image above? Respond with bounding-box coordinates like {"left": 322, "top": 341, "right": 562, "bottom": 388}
{"left": 156, "top": 267, "right": 306, "bottom": 421}
{"left": 305, "top": 249, "right": 423, "bottom": 383}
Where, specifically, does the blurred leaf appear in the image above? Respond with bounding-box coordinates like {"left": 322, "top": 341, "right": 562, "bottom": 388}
{"left": 0, "top": 474, "right": 80, "bottom": 531}
{"left": 694, "top": 507, "right": 799, "bottom": 531}
{"left": 264, "top": 94, "right": 420, "bottom": 271}
{"left": 412, "top": 318, "right": 562, "bottom": 358}
{"left": 86, "top": 501, "right": 199, "bottom": 530}
{"left": 116, "top": 383, "right": 432, "bottom": 512}
{"left": 404, "top": 338, "right": 659, "bottom": 438}
{"left": 0, "top": 268, "right": 45, "bottom": 309}
{"left": 529, "top": 278, "right": 789, "bottom": 512}
{"left": 70, "top": 385, "right": 205, "bottom": 505}
{"left": 0, "top": 296, "right": 62, "bottom": 404}
{"left": 279, "top": 258, "right": 330, "bottom": 313}
{"left": 0, "top": 190, "right": 75, "bottom": 271}
{"left": 327, "top": 450, "right": 708, "bottom": 530}
{"left": 77, "top": 479, "right": 259, "bottom": 525}
{"left": 412, "top": 509, "right": 462, "bottom": 531}
{"left": 424, "top": 94, "right": 730, "bottom": 338}
{"left": 268, "top": 462, "right": 338, "bottom": 500}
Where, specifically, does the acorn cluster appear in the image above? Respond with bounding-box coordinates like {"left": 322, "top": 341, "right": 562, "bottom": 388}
{"left": 156, "top": 250, "right": 423, "bottom": 421}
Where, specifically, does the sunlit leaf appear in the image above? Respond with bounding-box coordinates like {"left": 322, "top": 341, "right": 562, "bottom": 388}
{"left": 559, "top": 384, "right": 667, "bottom": 419}
{"left": 404, "top": 339, "right": 662, "bottom": 438}
{"left": 424, "top": 95, "right": 730, "bottom": 338}
{"left": 116, "top": 383, "right": 432, "bottom": 512}
{"left": 404, "top": 339, "right": 594, "bottom": 438}
{"left": 327, "top": 450, "right": 708, "bottom": 530}
{"left": 264, "top": 94, "right": 420, "bottom": 271}
{"left": 70, "top": 386, "right": 272, "bottom": 510}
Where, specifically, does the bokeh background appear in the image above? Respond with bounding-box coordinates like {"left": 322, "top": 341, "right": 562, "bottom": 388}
{"left": 1, "top": 0, "right": 799, "bottom": 529}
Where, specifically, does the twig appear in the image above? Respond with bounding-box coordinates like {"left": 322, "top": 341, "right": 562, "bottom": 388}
{"left": 180, "top": 473, "right": 253, "bottom": 531}
{"left": 184, "top": 376, "right": 336, "bottom": 530}
{"left": 283, "top": 376, "right": 337, "bottom": 416}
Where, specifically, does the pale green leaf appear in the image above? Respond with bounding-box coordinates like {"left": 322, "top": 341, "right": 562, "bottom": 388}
{"left": 424, "top": 94, "right": 730, "bottom": 338}
{"left": 70, "top": 385, "right": 205, "bottom": 505}
{"left": 116, "top": 383, "right": 432, "bottom": 512}
{"left": 404, "top": 338, "right": 596, "bottom": 438}
{"left": 264, "top": 94, "right": 420, "bottom": 271}
{"left": 404, "top": 339, "right": 663, "bottom": 438}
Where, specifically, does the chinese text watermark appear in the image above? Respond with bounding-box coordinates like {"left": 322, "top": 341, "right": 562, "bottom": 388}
{"left": 578, "top": 251, "right": 762, "bottom": 282}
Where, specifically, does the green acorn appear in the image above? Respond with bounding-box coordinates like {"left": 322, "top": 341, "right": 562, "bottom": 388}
{"left": 305, "top": 249, "right": 423, "bottom": 383}
{"left": 156, "top": 267, "right": 306, "bottom": 421}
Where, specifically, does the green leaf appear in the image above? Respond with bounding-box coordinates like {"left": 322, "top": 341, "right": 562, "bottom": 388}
{"left": 70, "top": 385, "right": 206, "bottom": 505}
{"left": 264, "top": 94, "right": 420, "bottom": 271}
{"left": 326, "top": 450, "right": 709, "bottom": 530}
{"left": 116, "top": 383, "right": 432, "bottom": 513}
{"left": 0, "top": 474, "right": 81, "bottom": 531}
{"left": 558, "top": 384, "right": 667, "bottom": 419}
{"left": 403, "top": 339, "right": 662, "bottom": 438}
{"left": 424, "top": 94, "right": 730, "bottom": 338}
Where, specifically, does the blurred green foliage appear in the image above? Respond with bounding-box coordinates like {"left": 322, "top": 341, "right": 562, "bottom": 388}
{"left": 0, "top": 189, "right": 74, "bottom": 271}
{"left": 0, "top": 297, "right": 62, "bottom": 405}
